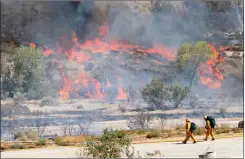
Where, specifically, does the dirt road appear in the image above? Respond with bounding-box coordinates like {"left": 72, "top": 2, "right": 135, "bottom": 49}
{"left": 1, "top": 137, "right": 243, "bottom": 158}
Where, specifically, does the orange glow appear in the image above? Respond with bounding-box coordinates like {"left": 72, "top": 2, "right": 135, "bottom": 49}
{"left": 95, "top": 81, "right": 104, "bottom": 98}
{"left": 106, "top": 81, "right": 112, "bottom": 87}
{"left": 197, "top": 44, "right": 225, "bottom": 89}
{"left": 59, "top": 76, "right": 72, "bottom": 99}
{"left": 116, "top": 77, "right": 128, "bottom": 100}
{"left": 29, "top": 42, "right": 36, "bottom": 48}
{"left": 99, "top": 22, "right": 108, "bottom": 37}
{"left": 39, "top": 21, "right": 178, "bottom": 99}
{"left": 38, "top": 21, "right": 227, "bottom": 99}
{"left": 43, "top": 48, "right": 54, "bottom": 56}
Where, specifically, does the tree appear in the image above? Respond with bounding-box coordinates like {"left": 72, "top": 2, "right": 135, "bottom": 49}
{"left": 141, "top": 78, "right": 166, "bottom": 109}
{"left": 142, "top": 78, "right": 189, "bottom": 109}
{"left": 13, "top": 46, "right": 46, "bottom": 99}
{"left": 176, "top": 41, "right": 212, "bottom": 89}
{"left": 176, "top": 41, "right": 212, "bottom": 107}
{"left": 166, "top": 85, "right": 189, "bottom": 108}
{"left": 84, "top": 128, "right": 134, "bottom": 158}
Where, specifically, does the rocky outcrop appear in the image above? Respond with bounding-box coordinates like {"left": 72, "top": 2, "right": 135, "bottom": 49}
{"left": 217, "top": 50, "right": 243, "bottom": 84}
{"left": 238, "top": 120, "right": 244, "bottom": 128}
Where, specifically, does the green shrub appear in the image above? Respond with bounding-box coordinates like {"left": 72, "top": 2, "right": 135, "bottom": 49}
{"left": 142, "top": 77, "right": 189, "bottom": 109}
{"left": 11, "top": 143, "right": 25, "bottom": 149}
{"left": 84, "top": 128, "right": 133, "bottom": 158}
{"left": 215, "top": 124, "right": 232, "bottom": 134}
{"left": 26, "top": 130, "right": 38, "bottom": 141}
{"left": 233, "top": 128, "right": 243, "bottom": 133}
{"left": 135, "top": 129, "right": 147, "bottom": 135}
{"left": 14, "top": 130, "right": 38, "bottom": 141}
{"left": 12, "top": 46, "right": 46, "bottom": 99}
{"left": 146, "top": 130, "right": 161, "bottom": 138}
{"left": 54, "top": 137, "right": 69, "bottom": 146}
{"left": 36, "top": 139, "right": 47, "bottom": 146}
{"left": 40, "top": 96, "right": 55, "bottom": 107}
{"left": 19, "top": 135, "right": 29, "bottom": 141}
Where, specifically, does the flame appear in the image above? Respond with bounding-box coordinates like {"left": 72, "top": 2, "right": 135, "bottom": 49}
{"left": 30, "top": 21, "right": 227, "bottom": 99}
{"left": 35, "top": 21, "right": 177, "bottom": 100}
{"left": 95, "top": 81, "right": 104, "bottom": 98}
{"left": 38, "top": 22, "right": 176, "bottom": 61}
{"left": 43, "top": 48, "right": 54, "bottom": 56}
{"left": 116, "top": 77, "right": 128, "bottom": 100}
{"left": 29, "top": 42, "right": 36, "bottom": 48}
{"left": 198, "top": 44, "right": 225, "bottom": 89}
{"left": 99, "top": 22, "right": 108, "bottom": 37}
{"left": 59, "top": 76, "right": 72, "bottom": 99}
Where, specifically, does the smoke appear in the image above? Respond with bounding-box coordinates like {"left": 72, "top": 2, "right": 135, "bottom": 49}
{"left": 104, "top": 1, "right": 243, "bottom": 47}
{"left": 1, "top": 1, "right": 243, "bottom": 103}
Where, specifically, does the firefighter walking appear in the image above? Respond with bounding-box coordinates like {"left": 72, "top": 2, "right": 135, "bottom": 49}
{"left": 204, "top": 116, "right": 216, "bottom": 141}
{"left": 182, "top": 118, "right": 197, "bottom": 144}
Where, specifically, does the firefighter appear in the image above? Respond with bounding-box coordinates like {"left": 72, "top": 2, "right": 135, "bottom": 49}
{"left": 182, "top": 118, "right": 197, "bottom": 144}
{"left": 204, "top": 116, "right": 216, "bottom": 141}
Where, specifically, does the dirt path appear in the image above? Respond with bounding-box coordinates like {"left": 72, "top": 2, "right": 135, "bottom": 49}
{"left": 1, "top": 137, "right": 243, "bottom": 158}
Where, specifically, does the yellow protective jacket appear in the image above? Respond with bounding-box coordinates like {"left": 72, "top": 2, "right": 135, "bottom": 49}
{"left": 186, "top": 122, "right": 191, "bottom": 131}
{"left": 205, "top": 120, "right": 211, "bottom": 128}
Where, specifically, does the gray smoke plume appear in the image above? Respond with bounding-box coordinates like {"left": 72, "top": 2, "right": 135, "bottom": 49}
{"left": 101, "top": 1, "right": 243, "bottom": 47}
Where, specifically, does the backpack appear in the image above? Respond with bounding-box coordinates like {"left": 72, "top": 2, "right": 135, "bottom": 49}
{"left": 207, "top": 116, "right": 216, "bottom": 127}
{"left": 190, "top": 122, "right": 196, "bottom": 131}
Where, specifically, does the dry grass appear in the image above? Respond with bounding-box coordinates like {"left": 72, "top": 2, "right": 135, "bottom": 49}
{"left": 1, "top": 125, "right": 243, "bottom": 151}
{"left": 124, "top": 125, "right": 243, "bottom": 143}
{"left": 146, "top": 130, "right": 161, "bottom": 138}
{"left": 54, "top": 135, "right": 98, "bottom": 146}
{"left": 215, "top": 124, "right": 243, "bottom": 134}
{"left": 193, "top": 127, "right": 206, "bottom": 135}
{"left": 1, "top": 142, "right": 40, "bottom": 150}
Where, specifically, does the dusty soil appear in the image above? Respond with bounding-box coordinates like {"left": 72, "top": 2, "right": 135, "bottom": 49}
{"left": 1, "top": 137, "right": 243, "bottom": 158}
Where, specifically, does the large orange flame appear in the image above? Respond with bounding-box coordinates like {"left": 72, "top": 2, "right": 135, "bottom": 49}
{"left": 38, "top": 21, "right": 178, "bottom": 100}
{"left": 30, "top": 21, "right": 227, "bottom": 99}
{"left": 197, "top": 44, "right": 226, "bottom": 89}
{"left": 59, "top": 76, "right": 72, "bottom": 99}
{"left": 116, "top": 77, "right": 128, "bottom": 100}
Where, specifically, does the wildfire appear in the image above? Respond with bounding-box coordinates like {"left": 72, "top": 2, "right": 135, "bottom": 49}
{"left": 59, "top": 76, "right": 72, "bottom": 99}
{"left": 41, "top": 22, "right": 177, "bottom": 61}
{"left": 99, "top": 22, "right": 108, "bottom": 37}
{"left": 29, "top": 42, "right": 36, "bottom": 48}
{"left": 106, "top": 81, "right": 112, "bottom": 87}
{"left": 116, "top": 77, "right": 128, "bottom": 100}
{"left": 198, "top": 44, "right": 226, "bottom": 89}
{"left": 30, "top": 21, "right": 227, "bottom": 100}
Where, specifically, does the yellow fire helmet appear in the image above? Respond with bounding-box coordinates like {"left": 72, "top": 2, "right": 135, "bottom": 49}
{"left": 204, "top": 116, "right": 207, "bottom": 119}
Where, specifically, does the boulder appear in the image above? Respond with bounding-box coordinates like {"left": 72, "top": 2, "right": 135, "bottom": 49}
{"left": 238, "top": 120, "right": 244, "bottom": 128}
